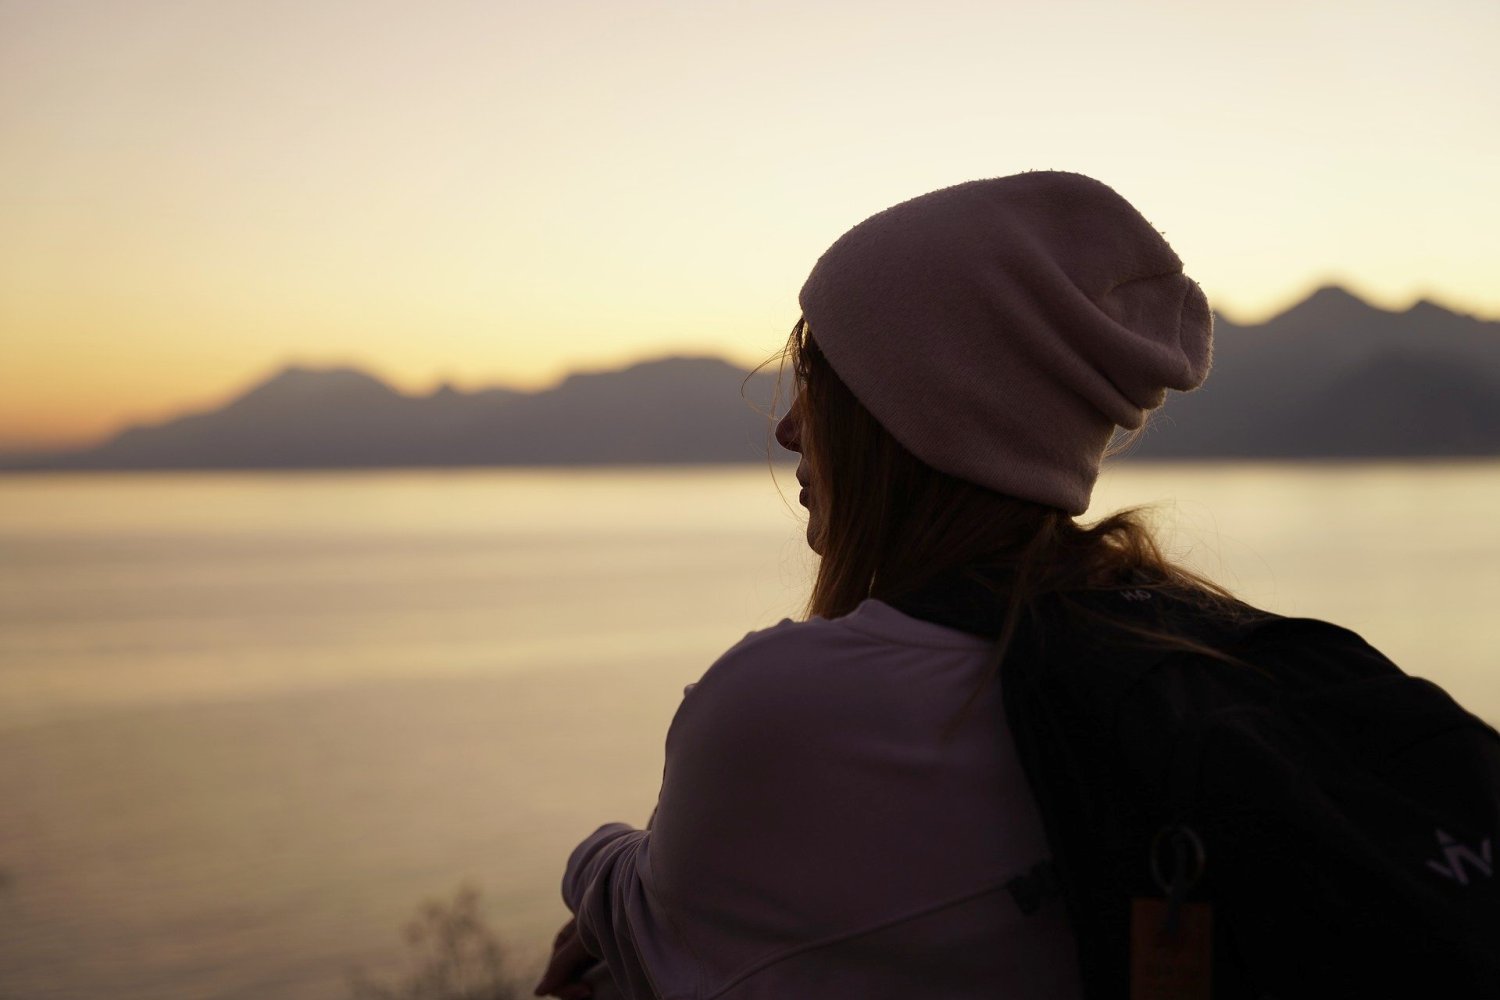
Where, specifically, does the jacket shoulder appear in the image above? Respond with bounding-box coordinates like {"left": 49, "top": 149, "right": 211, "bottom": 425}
{"left": 684, "top": 614, "right": 876, "bottom": 727}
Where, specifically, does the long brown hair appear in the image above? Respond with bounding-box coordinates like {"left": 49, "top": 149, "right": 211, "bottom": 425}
{"left": 781, "top": 317, "right": 1245, "bottom": 679}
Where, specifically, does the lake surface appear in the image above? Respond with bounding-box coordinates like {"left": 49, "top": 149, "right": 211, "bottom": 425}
{"left": 1, "top": 464, "right": 1497, "bottom": 999}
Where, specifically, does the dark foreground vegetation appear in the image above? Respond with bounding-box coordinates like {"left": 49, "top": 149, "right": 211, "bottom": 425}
{"left": 348, "top": 885, "right": 525, "bottom": 1000}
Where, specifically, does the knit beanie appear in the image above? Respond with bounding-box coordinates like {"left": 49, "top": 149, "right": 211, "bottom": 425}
{"left": 797, "top": 171, "right": 1213, "bottom": 515}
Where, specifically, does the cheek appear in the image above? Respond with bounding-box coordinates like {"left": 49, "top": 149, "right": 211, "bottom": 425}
{"left": 806, "top": 514, "right": 826, "bottom": 555}
{"left": 805, "top": 493, "right": 828, "bottom": 552}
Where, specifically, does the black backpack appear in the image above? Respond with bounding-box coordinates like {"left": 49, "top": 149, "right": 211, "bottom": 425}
{"left": 897, "top": 579, "right": 1500, "bottom": 999}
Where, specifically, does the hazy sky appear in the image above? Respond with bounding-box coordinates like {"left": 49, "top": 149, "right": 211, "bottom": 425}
{"left": 3, "top": 0, "right": 1497, "bottom": 449}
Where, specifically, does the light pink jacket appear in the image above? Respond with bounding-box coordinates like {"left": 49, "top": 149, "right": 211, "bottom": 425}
{"left": 563, "top": 599, "right": 1082, "bottom": 999}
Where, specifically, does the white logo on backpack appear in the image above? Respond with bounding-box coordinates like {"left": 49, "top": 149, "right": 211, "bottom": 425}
{"left": 1425, "top": 829, "right": 1493, "bottom": 885}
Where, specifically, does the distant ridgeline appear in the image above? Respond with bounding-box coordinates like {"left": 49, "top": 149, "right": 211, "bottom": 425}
{"left": 4, "top": 286, "right": 1499, "bottom": 471}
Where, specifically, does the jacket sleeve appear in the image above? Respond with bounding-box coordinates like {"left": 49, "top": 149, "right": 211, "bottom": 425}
{"left": 558, "top": 620, "right": 950, "bottom": 998}
{"left": 563, "top": 822, "right": 671, "bottom": 1000}
{"left": 558, "top": 624, "right": 812, "bottom": 1000}
{"left": 560, "top": 615, "right": 1071, "bottom": 999}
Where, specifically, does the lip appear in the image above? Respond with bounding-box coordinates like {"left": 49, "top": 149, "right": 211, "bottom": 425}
{"left": 798, "top": 487, "right": 808, "bottom": 508}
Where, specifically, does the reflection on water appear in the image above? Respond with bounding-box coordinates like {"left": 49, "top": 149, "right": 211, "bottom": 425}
{"left": 0, "top": 464, "right": 1496, "bottom": 998}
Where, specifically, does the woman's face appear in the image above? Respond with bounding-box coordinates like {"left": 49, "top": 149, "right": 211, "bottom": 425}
{"left": 774, "top": 394, "right": 825, "bottom": 554}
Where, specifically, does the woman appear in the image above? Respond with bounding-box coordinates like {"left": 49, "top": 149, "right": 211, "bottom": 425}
{"left": 534, "top": 172, "right": 1498, "bottom": 998}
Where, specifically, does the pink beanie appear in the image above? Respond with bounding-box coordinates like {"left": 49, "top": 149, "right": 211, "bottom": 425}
{"left": 798, "top": 171, "right": 1213, "bottom": 515}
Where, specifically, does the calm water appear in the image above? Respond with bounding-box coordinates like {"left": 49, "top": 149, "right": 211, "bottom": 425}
{"left": 1, "top": 464, "right": 1497, "bottom": 999}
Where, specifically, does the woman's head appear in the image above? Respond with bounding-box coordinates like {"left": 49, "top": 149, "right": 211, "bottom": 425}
{"left": 780, "top": 172, "right": 1219, "bottom": 619}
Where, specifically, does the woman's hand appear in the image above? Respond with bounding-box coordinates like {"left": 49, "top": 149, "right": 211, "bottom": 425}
{"left": 534, "top": 918, "right": 596, "bottom": 999}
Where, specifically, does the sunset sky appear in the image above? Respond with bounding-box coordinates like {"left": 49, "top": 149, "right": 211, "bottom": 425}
{"left": 3, "top": 0, "right": 1497, "bottom": 450}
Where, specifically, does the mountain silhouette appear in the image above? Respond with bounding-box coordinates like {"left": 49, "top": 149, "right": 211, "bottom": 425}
{"left": 2, "top": 286, "right": 1496, "bottom": 471}
{"left": 0, "top": 356, "right": 785, "bottom": 470}
{"left": 1275, "top": 352, "right": 1500, "bottom": 456}
{"left": 1130, "top": 285, "right": 1500, "bottom": 458}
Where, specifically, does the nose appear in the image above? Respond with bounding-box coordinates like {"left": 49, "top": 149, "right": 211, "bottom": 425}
{"left": 775, "top": 398, "right": 802, "bottom": 453}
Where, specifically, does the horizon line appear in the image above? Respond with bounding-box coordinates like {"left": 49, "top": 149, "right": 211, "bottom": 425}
{"left": 5, "top": 282, "right": 1494, "bottom": 455}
